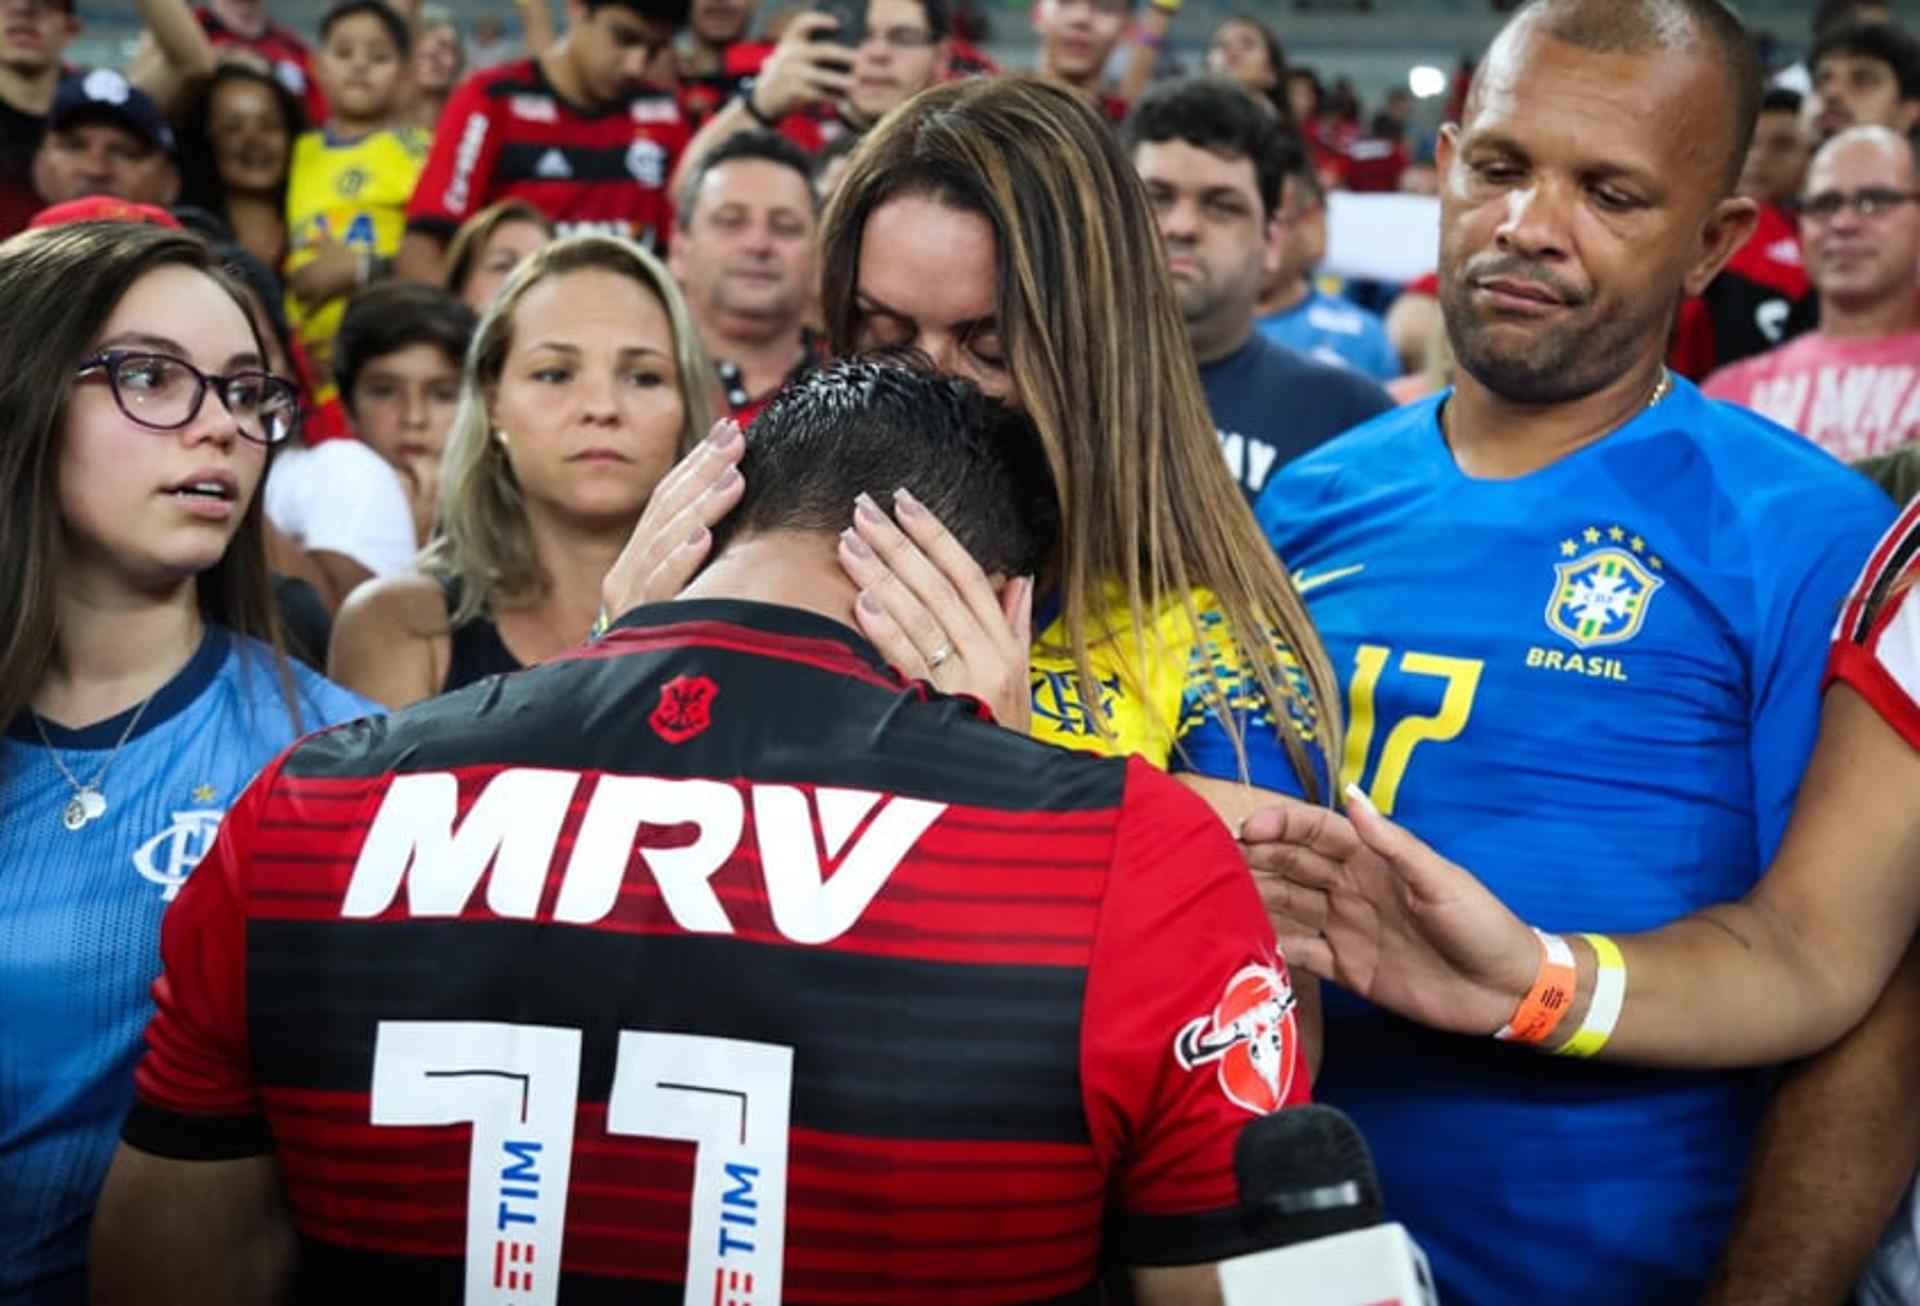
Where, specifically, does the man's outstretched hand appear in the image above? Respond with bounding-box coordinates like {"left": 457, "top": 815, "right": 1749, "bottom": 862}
{"left": 1241, "top": 787, "right": 1542, "bottom": 1037}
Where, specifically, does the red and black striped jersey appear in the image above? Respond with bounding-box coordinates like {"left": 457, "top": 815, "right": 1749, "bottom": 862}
{"left": 407, "top": 58, "right": 689, "bottom": 251}
{"left": 1829, "top": 494, "right": 1920, "bottom": 749}
{"left": 194, "top": 8, "right": 325, "bottom": 124}
{"left": 128, "top": 599, "right": 1307, "bottom": 1303}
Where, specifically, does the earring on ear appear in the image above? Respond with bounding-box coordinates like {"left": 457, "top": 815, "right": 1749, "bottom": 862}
{"left": 493, "top": 428, "right": 511, "bottom": 449}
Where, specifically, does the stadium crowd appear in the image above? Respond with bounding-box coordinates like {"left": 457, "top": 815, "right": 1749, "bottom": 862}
{"left": 5, "top": 0, "right": 1920, "bottom": 1300}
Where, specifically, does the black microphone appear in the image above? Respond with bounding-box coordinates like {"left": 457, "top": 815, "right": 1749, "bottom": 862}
{"left": 1219, "top": 1106, "right": 1438, "bottom": 1304}
{"left": 1234, "top": 1104, "right": 1384, "bottom": 1244}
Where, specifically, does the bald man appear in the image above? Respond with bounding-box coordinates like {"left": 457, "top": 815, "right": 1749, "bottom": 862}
{"left": 1249, "top": 0, "right": 1895, "bottom": 1299}
{"left": 1705, "top": 126, "right": 1920, "bottom": 461}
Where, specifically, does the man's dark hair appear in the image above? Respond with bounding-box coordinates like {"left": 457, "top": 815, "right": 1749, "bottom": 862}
{"left": 1507, "top": 0, "right": 1764, "bottom": 190}
{"left": 899, "top": 0, "right": 951, "bottom": 42}
{"left": 1761, "top": 86, "right": 1803, "bottom": 116}
{"left": 1811, "top": 20, "right": 1920, "bottom": 101}
{"left": 1814, "top": 0, "right": 1894, "bottom": 39}
{"left": 677, "top": 130, "right": 818, "bottom": 230}
{"left": 320, "top": 0, "right": 412, "bottom": 57}
{"left": 1123, "top": 76, "right": 1302, "bottom": 219}
{"left": 334, "top": 281, "right": 479, "bottom": 413}
{"left": 715, "top": 356, "right": 1058, "bottom": 578}
{"left": 581, "top": 0, "right": 692, "bottom": 30}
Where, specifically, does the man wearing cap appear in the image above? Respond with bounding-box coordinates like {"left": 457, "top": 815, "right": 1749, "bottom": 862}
{"left": 0, "top": 0, "right": 211, "bottom": 236}
{"left": 31, "top": 68, "right": 178, "bottom": 208}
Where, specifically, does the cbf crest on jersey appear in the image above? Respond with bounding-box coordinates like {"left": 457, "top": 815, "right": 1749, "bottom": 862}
{"left": 1546, "top": 525, "right": 1666, "bottom": 648}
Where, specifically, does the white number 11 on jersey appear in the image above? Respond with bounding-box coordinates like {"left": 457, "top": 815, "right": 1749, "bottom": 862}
{"left": 371, "top": 1021, "right": 794, "bottom": 1306}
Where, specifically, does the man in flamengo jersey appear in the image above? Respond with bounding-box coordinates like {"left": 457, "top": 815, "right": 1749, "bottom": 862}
{"left": 90, "top": 360, "right": 1309, "bottom": 1305}
{"left": 394, "top": 0, "right": 690, "bottom": 282}
{"left": 1250, "top": 1, "right": 1894, "bottom": 1301}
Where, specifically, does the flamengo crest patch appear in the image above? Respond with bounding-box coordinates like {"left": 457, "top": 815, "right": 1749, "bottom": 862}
{"left": 650, "top": 674, "right": 718, "bottom": 744}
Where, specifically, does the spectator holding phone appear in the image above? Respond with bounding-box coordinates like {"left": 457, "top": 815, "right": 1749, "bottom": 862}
{"left": 669, "top": 0, "right": 950, "bottom": 190}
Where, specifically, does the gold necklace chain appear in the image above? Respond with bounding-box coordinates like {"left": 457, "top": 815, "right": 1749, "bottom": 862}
{"left": 1444, "top": 367, "right": 1672, "bottom": 444}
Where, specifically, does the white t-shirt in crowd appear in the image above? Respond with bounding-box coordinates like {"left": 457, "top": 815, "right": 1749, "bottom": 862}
{"left": 264, "top": 439, "right": 417, "bottom": 578}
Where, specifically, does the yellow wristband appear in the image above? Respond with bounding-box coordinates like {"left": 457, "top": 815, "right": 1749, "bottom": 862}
{"left": 1554, "top": 932, "right": 1626, "bottom": 1058}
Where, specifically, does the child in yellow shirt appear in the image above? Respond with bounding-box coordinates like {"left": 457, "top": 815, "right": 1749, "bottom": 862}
{"left": 285, "top": 0, "right": 428, "bottom": 396}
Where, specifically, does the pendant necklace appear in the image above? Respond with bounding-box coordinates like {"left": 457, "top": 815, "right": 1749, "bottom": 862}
{"left": 31, "top": 692, "right": 158, "bottom": 832}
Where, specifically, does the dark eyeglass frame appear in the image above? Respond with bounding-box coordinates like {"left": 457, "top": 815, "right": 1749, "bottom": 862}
{"left": 1793, "top": 187, "right": 1920, "bottom": 221}
{"left": 74, "top": 349, "right": 301, "bottom": 447}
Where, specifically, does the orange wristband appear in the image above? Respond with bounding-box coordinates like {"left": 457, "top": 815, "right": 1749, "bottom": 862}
{"left": 1494, "top": 929, "right": 1577, "bottom": 1045}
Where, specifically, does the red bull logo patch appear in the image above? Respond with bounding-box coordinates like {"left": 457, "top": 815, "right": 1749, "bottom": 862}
{"left": 1174, "top": 962, "right": 1299, "bottom": 1115}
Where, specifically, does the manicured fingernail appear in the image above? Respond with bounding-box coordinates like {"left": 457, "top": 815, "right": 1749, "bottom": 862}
{"left": 686, "top": 524, "right": 709, "bottom": 547}
{"left": 858, "top": 588, "right": 882, "bottom": 614}
{"left": 892, "top": 486, "right": 925, "bottom": 517}
{"left": 854, "top": 493, "right": 887, "bottom": 525}
{"left": 710, "top": 420, "right": 741, "bottom": 448}
{"left": 715, "top": 465, "right": 740, "bottom": 489}
{"left": 839, "top": 528, "right": 872, "bottom": 558}
{"left": 1343, "top": 782, "right": 1377, "bottom": 813}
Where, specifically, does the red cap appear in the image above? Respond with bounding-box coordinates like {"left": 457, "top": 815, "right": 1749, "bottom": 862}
{"left": 28, "top": 197, "right": 182, "bottom": 230}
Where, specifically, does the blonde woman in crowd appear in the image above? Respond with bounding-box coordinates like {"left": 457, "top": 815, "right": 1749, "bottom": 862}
{"left": 440, "top": 198, "right": 553, "bottom": 311}
{"left": 329, "top": 235, "right": 717, "bottom": 707}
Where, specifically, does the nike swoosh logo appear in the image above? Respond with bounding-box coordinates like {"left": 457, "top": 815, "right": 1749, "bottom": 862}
{"left": 1292, "top": 563, "right": 1366, "bottom": 594}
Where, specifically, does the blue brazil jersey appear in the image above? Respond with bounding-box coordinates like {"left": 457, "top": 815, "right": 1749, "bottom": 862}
{"left": 1255, "top": 378, "right": 1894, "bottom": 1304}
{"left": 0, "top": 626, "right": 371, "bottom": 1304}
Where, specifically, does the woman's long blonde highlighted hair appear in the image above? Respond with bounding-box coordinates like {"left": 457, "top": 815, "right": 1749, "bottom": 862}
{"left": 820, "top": 74, "right": 1342, "bottom": 801}
{"left": 425, "top": 235, "right": 718, "bottom": 625}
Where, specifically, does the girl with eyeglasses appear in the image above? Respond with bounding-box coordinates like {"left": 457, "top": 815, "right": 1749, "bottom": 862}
{"left": 0, "top": 222, "right": 372, "bottom": 1302}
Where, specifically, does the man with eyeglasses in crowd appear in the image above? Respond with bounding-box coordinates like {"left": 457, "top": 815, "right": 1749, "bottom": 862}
{"left": 669, "top": 0, "right": 948, "bottom": 187}
{"left": 1664, "top": 15, "right": 1920, "bottom": 385}
{"left": 1705, "top": 125, "right": 1920, "bottom": 469}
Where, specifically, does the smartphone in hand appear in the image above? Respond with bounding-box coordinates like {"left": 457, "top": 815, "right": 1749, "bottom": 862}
{"left": 811, "top": 0, "right": 865, "bottom": 52}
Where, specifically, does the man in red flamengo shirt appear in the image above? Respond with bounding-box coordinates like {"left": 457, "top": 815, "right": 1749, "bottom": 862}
{"left": 89, "top": 360, "right": 1308, "bottom": 1305}
{"left": 395, "top": 0, "right": 690, "bottom": 280}
{"left": 195, "top": 0, "right": 325, "bottom": 122}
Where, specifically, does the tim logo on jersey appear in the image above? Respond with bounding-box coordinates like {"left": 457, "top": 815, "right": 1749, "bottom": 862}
{"left": 1546, "top": 525, "right": 1666, "bottom": 648}
{"left": 1174, "top": 962, "right": 1298, "bottom": 1115}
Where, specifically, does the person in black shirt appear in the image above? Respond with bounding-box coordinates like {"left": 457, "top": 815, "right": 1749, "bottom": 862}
{"left": 1125, "top": 77, "right": 1391, "bottom": 500}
